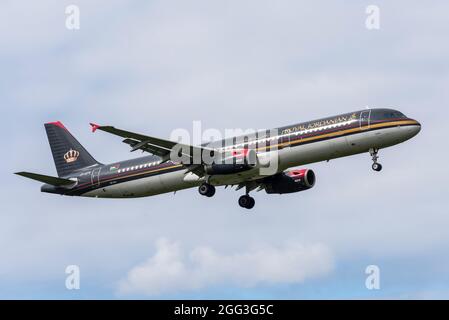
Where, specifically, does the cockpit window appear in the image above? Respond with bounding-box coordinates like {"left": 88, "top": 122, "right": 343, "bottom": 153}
{"left": 371, "top": 109, "right": 407, "bottom": 121}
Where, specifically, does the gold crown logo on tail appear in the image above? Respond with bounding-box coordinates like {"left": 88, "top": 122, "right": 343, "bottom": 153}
{"left": 64, "top": 149, "right": 79, "bottom": 163}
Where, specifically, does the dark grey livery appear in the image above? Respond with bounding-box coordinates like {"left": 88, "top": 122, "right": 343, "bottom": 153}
{"left": 16, "top": 108, "right": 421, "bottom": 209}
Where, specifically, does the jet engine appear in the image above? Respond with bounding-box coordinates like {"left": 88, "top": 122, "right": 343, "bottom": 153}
{"left": 204, "top": 149, "right": 257, "bottom": 175}
{"left": 264, "top": 169, "right": 316, "bottom": 194}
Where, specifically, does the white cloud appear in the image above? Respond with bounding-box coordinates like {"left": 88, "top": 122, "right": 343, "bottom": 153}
{"left": 117, "top": 238, "right": 334, "bottom": 296}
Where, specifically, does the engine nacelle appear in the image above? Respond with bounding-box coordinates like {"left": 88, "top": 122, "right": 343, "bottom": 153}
{"left": 264, "top": 169, "right": 316, "bottom": 194}
{"left": 205, "top": 149, "right": 257, "bottom": 175}
{"left": 204, "top": 163, "right": 253, "bottom": 175}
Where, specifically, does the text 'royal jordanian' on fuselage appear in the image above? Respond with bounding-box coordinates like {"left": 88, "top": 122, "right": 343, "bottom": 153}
{"left": 15, "top": 108, "right": 421, "bottom": 210}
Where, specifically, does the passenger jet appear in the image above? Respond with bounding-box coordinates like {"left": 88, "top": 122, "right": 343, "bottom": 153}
{"left": 16, "top": 108, "right": 421, "bottom": 209}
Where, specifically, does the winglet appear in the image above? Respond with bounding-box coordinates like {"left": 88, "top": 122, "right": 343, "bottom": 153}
{"left": 90, "top": 123, "right": 101, "bottom": 133}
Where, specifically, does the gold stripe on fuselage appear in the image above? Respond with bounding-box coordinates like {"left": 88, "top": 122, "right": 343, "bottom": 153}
{"left": 82, "top": 164, "right": 184, "bottom": 189}
{"left": 257, "top": 119, "right": 419, "bottom": 151}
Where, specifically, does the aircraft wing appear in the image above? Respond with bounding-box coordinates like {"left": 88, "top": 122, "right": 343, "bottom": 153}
{"left": 90, "top": 123, "right": 215, "bottom": 164}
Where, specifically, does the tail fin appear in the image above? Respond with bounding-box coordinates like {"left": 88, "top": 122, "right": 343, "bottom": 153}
{"left": 45, "top": 121, "right": 100, "bottom": 177}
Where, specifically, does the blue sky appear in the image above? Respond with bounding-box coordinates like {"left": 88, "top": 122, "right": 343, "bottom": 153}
{"left": 1, "top": 0, "right": 449, "bottom": 299}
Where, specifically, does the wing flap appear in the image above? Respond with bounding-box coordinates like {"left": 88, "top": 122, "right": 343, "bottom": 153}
{"left": 122, "top": 138, "right": 172, "bottom": 157}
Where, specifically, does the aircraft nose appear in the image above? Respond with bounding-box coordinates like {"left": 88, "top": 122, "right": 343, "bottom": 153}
{"left": 406, "top": 119, "right": 421, "bottom": 138}
{"left": 413, "top": 119, "right": 421, "bottom": 132}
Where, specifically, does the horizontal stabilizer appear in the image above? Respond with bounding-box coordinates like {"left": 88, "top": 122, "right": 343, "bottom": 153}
{"left": 15, "top": 172, "right": 75, "bottom": 187}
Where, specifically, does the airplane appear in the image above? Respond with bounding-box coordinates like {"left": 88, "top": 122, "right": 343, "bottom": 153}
{"left": 15, "top": 108, "right": 421, "bottom": 209}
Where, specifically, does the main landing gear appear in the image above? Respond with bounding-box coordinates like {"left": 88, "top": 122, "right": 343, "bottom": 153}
{"left": 369, "top": 148, "right": 383, "bottom": 172}
{"left": 238, "top": 195, "right": 255, "bottom": 209}
{"left": 239, "top": 185, "right": 255, "bottom": 210}
{"left": 198, "top": 183, "right": 216, "bottom": 197}
{"left": 199, "top": 182, "right": 256, "bottom": 209}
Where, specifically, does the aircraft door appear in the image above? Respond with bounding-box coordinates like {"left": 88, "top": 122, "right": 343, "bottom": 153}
{"left": 91, "top": 167, "right": 101, "bottom": 186}
{"left": 360, "top": 110, "right": 371, "bottom": 130}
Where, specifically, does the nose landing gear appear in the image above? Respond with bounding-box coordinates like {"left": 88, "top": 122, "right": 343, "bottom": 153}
{"left": 369, "top": 148, "right": 383, "bottom": 172}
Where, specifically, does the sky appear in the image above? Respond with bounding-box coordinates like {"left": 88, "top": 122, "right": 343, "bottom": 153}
{"left": 1, "top": 0, "right": 449, "bottom": 299}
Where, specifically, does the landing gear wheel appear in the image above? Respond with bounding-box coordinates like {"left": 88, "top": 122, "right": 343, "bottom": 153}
{"left": 238, "top": 195, "right": 255, "bottom": 209}
{"left": 198, "top": 183, "right": 216, "bottom": 197}
{"left": 247, "top": 197, "right": 255, "bottom": 209}
{"left": 369, "top": 148, "right": 382, "bottom": 172}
